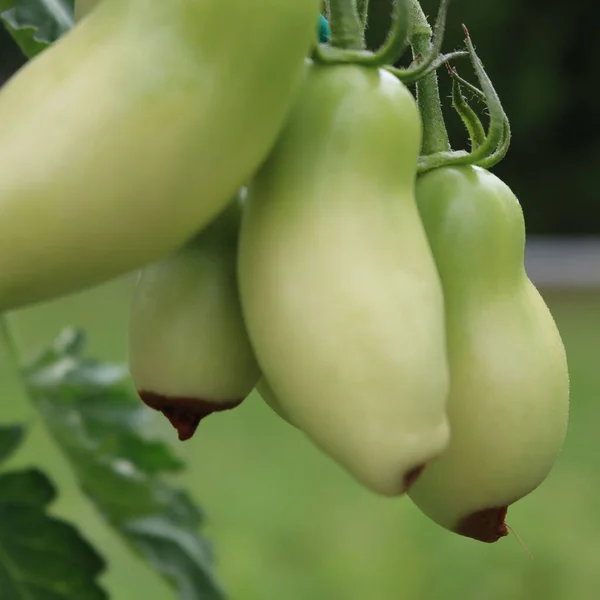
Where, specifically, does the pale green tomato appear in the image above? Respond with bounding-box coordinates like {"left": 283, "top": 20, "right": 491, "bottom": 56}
{"left": 0, "top": 0, "right": 321, "bottom": 310}
{"left": 409, "top": 165, "right": 570, "bottom": 543}
{"left": 239, "top": 62, "right": 450, "bottom": 497}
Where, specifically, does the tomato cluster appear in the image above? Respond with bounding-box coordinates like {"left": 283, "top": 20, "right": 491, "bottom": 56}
{"left": 0, "top": 1, "right": 569, "bottom": 544}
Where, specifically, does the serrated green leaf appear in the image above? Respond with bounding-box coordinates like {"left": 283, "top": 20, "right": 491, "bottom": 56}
{"left": 0, "top": 469, "right": 107, "bottom": 599}
{"left": 0, "top": 468, "right": 55, "bottom": 507}
{"left": 0, "top": 425, "right": 26, "bottom": 464}
{"left": 97, "top": 435, "right": 185, "bottom": 475}
{"left": 1, "top": 0, "right": 74, "bottom": 59}
{"left": 26, "top": 328, "right": 85, "bottom": 372}
{"left": 24, "top": 329, "right": 226, "bottom": 600}
{"left": 124, "top": 517, "right": 221, "bottom": 600}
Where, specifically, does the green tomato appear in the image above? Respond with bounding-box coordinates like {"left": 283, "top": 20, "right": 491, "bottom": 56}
{"left": 408, "top": 165, "right": 570, "bottom": 542}
{"left": 239, "top": 62, "right": 450, "bottom": 497}
{"left": 0, "top": 0, "right": 320, "bottom": 310}
{"left": 129, "top": 196, "right": 260, "bottom": 442}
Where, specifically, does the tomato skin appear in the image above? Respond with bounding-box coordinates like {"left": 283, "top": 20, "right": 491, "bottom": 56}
{"left": 239, "top": 62, "right": 450, "bottom": 497}
{"left": 408, "top": 165, "right": 570, "bottom": 542}
{"left": 256, "top": 378, "right": 295, "bottom": 427}
{"left": 0, "top": 0, "right": 320, "bottom": 310}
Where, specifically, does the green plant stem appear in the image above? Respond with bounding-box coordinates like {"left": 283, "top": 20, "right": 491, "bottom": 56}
{"left": 358, "top": 0, "right": 369, "bottom": 30}
{"left": 417, "top": 25, "right": 509, "bottom": 172}
{"left": 0, "top": 315, "right": 22, "bottom": 375}
{"left": 329, "top": 0, "right": 364, "bottom": 50}
{"left": 409, "top": 0, "right": 450, "bottom": 155}
{"left": 313, "top": 0, "right": 410, "bottom": 67}
{"left": 386, "top": 49, "right": 468, "bottom": 84}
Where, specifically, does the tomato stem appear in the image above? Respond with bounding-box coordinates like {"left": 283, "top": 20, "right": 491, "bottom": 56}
{"left": 388, "top": 0, "right": 461, "bottom": 84}
{"left": 328, "top": 0, "right": 364, "bottom": 50}
{"left": 357, "top": 0, "right": 369, "bottom": 31}
{"left": 371, "top": 0, "right": 411, "bottom": 67}
{"left": 313, "top": 0, "right": 411, "bottom": 68}
{"left": 386, "top": 49, "right": 468, "bottom": 84}
{"left": 408, "top": 0, "right": 451, "bottom": 155}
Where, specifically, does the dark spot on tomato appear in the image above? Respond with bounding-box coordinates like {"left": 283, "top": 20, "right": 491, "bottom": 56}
{"left": 455, "top": 506, "right": 509, "bottom": 543}
{"left": 138, "top": 391, "right": 244, "bottom": 441}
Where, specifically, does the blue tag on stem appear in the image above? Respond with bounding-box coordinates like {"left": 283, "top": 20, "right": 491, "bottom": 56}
{"left": 318, "top": 13, "right": 331, "bottom": 44}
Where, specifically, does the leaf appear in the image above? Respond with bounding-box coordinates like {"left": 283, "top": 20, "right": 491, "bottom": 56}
{"left": 24, "top": 328, "right": 226, "bottom": 600}
{"left": 0, "top": 468, "right": 107, "bottom": 599}
{"left": 124, "top": 517, "right": 221, "bottom": 600}
{"left": 0, "top": 0, "right": 17, "bottom": 12}
{"left": 0, "top": 424, "right": 26, "bottom": 464}
{"left": 26, "top": 327, "right": 86, "bottom": 371}
{"left": 0, "top": 468, "right": 55, "bottom": 506}
{"left": 1, "top": 0, "right": 74, "bottom": 59}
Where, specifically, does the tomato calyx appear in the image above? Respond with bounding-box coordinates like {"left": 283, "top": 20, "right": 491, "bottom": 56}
{"left": 314, "top": 0, "right": 466, "bottom": 80}
{"left": 418, "top": 24, "right": 512, "bottom": 174}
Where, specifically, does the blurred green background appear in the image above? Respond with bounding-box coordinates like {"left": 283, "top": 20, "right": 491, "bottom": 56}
{"left": 2, "top": 280, "right": 599, "bottom": 600}
{"left": 1, "top": 0, "right": 599, "bottom": 599}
